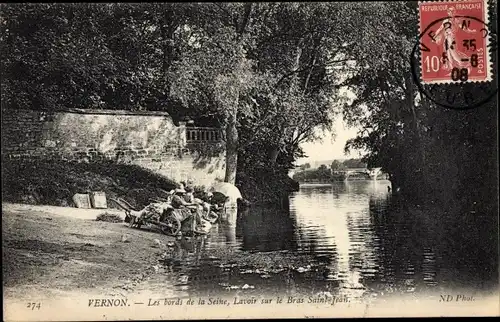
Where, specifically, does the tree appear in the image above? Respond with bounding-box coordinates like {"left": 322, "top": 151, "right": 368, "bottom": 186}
{"left": 330, "top": 160, "right": 345, "bottom": 171}
{"left": 0, "top": 3, "right": 195, "bottom": 111}
{"left": 340, "top": 1, "right": 498, "bottom": 215}
{"left": 7, "top": 3, "right": 458, "bottom": 204}
{"left": 337, "top": 2, "right": 423, "bottom": 191}
{"left": 164, "top": 3, "right": 263, "bottom": 184}
{"left": 300, "top": 163, "right": 311, "bottom": 171}
{"left": 244, "top": 3, "right": 353, "bottom": 165}
{"left": 167, "top": 3, "right": 357, "bottom": 184}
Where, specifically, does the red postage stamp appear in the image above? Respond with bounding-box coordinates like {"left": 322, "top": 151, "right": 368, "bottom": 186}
{"left": 418, "top": 0, "right": 492, "bottom": 84}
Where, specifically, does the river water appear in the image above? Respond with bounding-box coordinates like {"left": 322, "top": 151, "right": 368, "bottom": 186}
{"left": 160, "top": 180, "right": 498, "bottom": 300}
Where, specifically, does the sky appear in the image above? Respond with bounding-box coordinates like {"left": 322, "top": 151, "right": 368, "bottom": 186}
{"left": 296, "top": 118, "right": 362, "bottom": 165}
{"left": 296, "top": 86, "right": 364, "bottom": 165}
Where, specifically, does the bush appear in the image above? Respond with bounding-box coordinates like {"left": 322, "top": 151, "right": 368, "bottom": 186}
{"left": 237, "top": 167, "right": 299, "bottom": 206}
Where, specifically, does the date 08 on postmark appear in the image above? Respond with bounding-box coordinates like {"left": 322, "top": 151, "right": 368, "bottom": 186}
{"left": 419, "top": 0, "right": 492, "bottom": 84}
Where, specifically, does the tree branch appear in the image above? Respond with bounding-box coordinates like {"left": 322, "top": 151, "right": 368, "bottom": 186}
{"left": 237, "top": 3, "right": 253, "bottom": 38}
{"left": 275, "top": 56, "right": 354, "bottom": 88}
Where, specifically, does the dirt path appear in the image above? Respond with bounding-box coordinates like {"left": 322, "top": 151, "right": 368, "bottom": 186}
{"left": 2, "top": 205, "right": 178, "bottom": 302}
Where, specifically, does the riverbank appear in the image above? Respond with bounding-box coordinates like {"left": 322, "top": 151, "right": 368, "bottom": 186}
{"left": 2, "top": 203, "right": 178, "bottom": 302}
{"left": 3, "top": 187, "right": 498, "bottom": 320}
{"left": 2, "top": 202, "right": 328, "bottom": 303}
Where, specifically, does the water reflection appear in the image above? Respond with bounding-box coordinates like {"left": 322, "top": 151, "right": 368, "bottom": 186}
{"left": 238, "top": 206, "right": 297, "bottom": 252}
{"left": 290, "top": 181, "right": 390, "bottom": 299}
{"left": 206, "top": 206, "right": 239, "bottom": 248}
{"left": 160, "top": 180, "right": 498, "bottom": 298}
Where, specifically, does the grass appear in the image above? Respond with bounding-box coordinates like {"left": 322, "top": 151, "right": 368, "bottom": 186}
{"left": 1, "top": 158, "right": 178, "bottom": 209}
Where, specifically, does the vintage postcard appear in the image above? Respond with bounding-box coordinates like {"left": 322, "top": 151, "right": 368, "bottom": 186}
{"left": 2, "top": 1, "right": 498, "bottom": 321}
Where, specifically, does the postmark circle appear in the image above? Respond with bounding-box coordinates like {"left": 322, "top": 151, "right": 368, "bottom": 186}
{"left": 410, "top": 15, "right": 497, "bottom": 110}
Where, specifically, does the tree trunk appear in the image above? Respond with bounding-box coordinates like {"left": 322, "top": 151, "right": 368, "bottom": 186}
{"left": 270, "top": 146, "right": 280, "bottom": 164}
{"left": 161, "top": 11, "right": 175, "bottom": 98}
{"left": 303, "top": 38, "right": 321, "bottom": 94}
{"left": 223, "top": 4, "right": 253, "bottom": 184}
{"left": 303, "top": 53, "right": 316, "bottom": 93}
{"left": 224, "top": 102, "right": 239, "bottom": 184}
{"left": 269, "top": 43, "right": 303, "bottom": 165}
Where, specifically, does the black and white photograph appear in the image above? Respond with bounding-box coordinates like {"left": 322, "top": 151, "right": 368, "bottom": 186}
{"left": 1, "top": 1, "right": 498, "bottom": 320}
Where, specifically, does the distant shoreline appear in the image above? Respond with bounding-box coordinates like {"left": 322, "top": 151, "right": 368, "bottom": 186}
{"left": 299, "top": 179, "right": 391, "bottom": 186}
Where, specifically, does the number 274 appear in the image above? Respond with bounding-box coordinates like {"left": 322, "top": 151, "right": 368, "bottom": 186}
{"left": 27, "top": 302, "right": 41, "bottom": 310}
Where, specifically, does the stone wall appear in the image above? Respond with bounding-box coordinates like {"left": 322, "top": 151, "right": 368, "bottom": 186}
{"left": 1, "top": 108, "right": 226, "bottom": 186}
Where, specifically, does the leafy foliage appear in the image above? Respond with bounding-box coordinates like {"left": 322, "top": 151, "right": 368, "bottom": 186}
{"left": 1, "top": 3, "right": 354, "bottom": 200}
{"left": 339, "top": 2, "right": 498, "bottom": 214}
{"left": 2, "top": 2, "right": 497, "bottom": 211}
